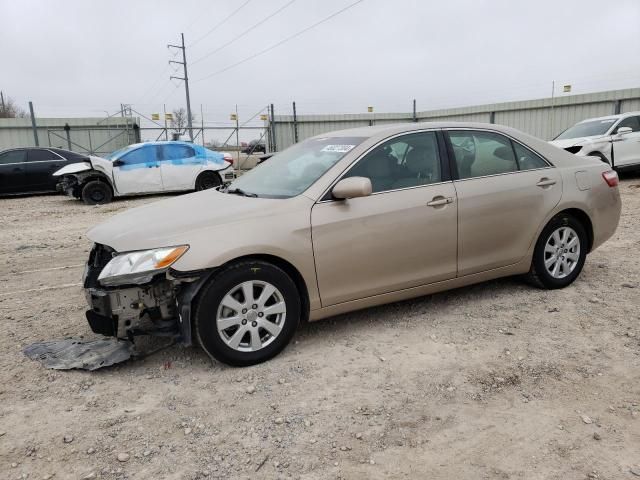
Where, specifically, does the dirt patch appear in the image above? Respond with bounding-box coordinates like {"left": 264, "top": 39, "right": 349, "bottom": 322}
{"left": 1, "top": 175, "right": 640, "bottom": 479}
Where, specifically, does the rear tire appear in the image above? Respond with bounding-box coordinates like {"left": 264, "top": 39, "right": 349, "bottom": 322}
{"left": 526, "top": 213, "right": 588, "bottom": 289}
{"left": 195, "top": 171, "right": 222, "bottom": 191}
{"left": 81, "top": 180, "right": 113, "bottom": 205}
{"left": 194, "top": 260, "right": 300, "bottom": 366}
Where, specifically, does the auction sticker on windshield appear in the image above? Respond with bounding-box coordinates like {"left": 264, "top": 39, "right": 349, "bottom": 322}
{"left": 321, "top": 145, "right": 356, "bottom": 153}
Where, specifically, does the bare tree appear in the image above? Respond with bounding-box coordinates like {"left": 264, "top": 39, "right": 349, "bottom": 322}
{"left": 170, "top": 107, "right": 195, "bottom": 135}
{"left": 0, "top": 94, "right": 28, "bottom": 119}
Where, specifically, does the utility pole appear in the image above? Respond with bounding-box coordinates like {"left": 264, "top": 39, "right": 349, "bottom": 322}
{"left": 168, "top": 33, "right": 194, "bottom": 142}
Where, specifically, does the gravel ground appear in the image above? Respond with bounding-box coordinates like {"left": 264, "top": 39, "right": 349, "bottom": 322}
{"left": 1, "top": 174, "right": 639, "bottom": 480}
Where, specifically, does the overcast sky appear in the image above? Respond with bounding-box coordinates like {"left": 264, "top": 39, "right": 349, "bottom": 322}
{"left": 2, "top": 0, "right": 640, "bottom": 130}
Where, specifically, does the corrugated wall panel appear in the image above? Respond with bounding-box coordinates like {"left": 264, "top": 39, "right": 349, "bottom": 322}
{"left": 269, "top": 88, "right": 640, "bottom": 150}
{"left": 0, "top": 117, "right": 139, "bottom": 154}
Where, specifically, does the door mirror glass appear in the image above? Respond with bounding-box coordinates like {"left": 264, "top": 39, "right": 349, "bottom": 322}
{"left": 616, "top": 126, "right": 633, "bottom": 135}
{"left": 332, "top": 177, "right": 372, "bottom": 199}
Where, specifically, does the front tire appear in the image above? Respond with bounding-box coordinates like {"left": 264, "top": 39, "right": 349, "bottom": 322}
{"left": 195, "top": 171, "right": 222, "bottom": 191}
{"left": 194, "top": 260, "right": 301, "bottom": 366}
{"left": 527, "top": 214, "right": 588, "bottom": 289}
{"left": 81, "top": 180, "right": 113, "bottom": 205}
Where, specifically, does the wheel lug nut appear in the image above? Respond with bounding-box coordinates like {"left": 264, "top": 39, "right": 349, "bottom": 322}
{"left": 252, "top": 304, "right": 258, "bottom": 309}
{"left": 241, "top": 319, "right": 247, "bottom": 325}
{"left": 242, "top": 308, "right": 247, "bottom": 314}
{"left": 258, "top": 312, "right": 264, "bottom": 317}
{"left": 251, "top": 321, "right": 257, "bottom": 327}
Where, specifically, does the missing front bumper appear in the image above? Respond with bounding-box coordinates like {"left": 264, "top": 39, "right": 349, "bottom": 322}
{"left": 83, "top": 243, "right": 213, "bottom": 346}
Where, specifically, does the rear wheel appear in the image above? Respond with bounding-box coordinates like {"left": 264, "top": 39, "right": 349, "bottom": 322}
{"left": 527, "top": 214, "right": 588, "bottom": 289}
{"left": 194, "top": 260, "right": 300, "bottom": 366}
{"left": 195, "top": 171, "right": 222, "bottom": 191}
{"left": 81, "top": 180, "right": 113, "bottom": 205}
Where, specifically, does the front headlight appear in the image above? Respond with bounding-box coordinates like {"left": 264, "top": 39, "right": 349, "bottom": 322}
{"left": 97, "top": 245, "right": 189, "bottom": 286}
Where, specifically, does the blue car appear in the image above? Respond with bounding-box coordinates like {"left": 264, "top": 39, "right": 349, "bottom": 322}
{"left": 53, "top": 141, "right": 235, "bottom": 204}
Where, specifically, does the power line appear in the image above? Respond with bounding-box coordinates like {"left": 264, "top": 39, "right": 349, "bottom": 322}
{"left": 192, "top": 0, "right": 298, "bottom": 66}
{"left": 193, "top": 0, "right": 365, "bottom": 82}
{"left": 188, "top": 0, "right": 252, "bottom": 48}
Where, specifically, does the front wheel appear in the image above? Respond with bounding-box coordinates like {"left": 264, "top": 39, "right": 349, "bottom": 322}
{"left": 195, "top": 171, "right": 222, "bottom": 191}
{"left": 527, "top": 214, "right": 588, "bottom": 289}
{"left": 81, "top": 180, "right": 113, "bottom": 205}
{"left": 194, "top": 261, "right": 301, "bottom": 366}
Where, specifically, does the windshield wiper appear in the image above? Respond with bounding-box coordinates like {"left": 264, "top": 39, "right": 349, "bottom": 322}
{"left": 226, "top": 187, "right": 258, "bottom": 198}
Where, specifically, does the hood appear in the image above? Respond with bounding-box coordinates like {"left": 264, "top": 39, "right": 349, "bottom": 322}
{"left": 52, "top": 155, "right": 112, "bottom": 177}
{"left": 53, "top": 161, "right": 92, "bottom": 176}
{"left": 87, "top": 189, "right": 311, "bottom": 252}
{"left": 549, "top": 135, "right": 608, "bottom": 149}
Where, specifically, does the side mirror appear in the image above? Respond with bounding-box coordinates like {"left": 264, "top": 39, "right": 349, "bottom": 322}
{"left": 112, "top": 159, "right": 124, "bottom": 167}
{"left": 616, "top": 126, "right": 633, "bottom": 135}
{"left": 332, "top": 177, "right": 372, "bottom": 200}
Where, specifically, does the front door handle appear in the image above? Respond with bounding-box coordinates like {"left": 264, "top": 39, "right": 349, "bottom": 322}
{"left": 427, "top": 196, "right": 453, "bottom": 207}
{"left": 536, "top": 178, "right": 556, "bottom": 187}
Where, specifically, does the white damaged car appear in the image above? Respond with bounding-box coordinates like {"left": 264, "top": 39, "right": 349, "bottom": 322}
{"left": 549, "top": 111, "right": 640, "bottom": 170}
{"left": 53, "top": 141, "right": 234, "bottom": 204}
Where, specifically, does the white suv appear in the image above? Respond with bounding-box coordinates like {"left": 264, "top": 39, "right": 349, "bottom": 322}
{"left": 549, "top": 111, "right": 640, "bottom": 170}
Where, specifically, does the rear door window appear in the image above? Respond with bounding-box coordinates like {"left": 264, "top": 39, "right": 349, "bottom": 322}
{"left": 0, "top": 150, "right": 27, "bottom": 165}
{"left": 160, "top": 144, "right": 196, "bottom": 161}
{"left": 27, "top": 149, "right": 60, "bottom": 162}
{"left": 448, "top": 131, "right": 517, "bottom": 179}
{"left": 512, "top": 142, "right": 548, "bottom": 170}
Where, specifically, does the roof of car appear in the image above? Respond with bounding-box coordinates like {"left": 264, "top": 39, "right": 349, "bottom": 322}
{"left": 126, "top": 140, "right": 200, "bottom": 149}
{"left": 311, "top": 121, "right": 533, "bottom": 139}
{"left": 577, "top": 111, "right": 640, "bottom": 123}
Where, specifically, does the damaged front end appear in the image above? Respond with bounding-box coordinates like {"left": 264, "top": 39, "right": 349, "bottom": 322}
{"left": 83, "top": 243, "right": 211, "bottom": 346}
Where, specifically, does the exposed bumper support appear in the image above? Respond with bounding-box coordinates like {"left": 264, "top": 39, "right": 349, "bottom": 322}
{"left": 83, "top": 244, "right": 214, "bottom": 346}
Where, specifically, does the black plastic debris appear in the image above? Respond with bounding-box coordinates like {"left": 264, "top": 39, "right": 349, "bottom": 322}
{"left": 23, "top": 337, "right": 134, "bottom": 370}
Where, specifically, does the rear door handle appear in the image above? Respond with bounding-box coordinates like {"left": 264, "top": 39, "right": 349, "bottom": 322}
{"left": 427, "top": 196, "right": 453, "bottom": 207}
{"left": 536, "top": 178, "right": 556, "bottom": 187}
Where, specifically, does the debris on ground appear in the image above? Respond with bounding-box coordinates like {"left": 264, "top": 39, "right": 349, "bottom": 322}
{"left": 23, "top": 337, "right": 134, "bottom": 370}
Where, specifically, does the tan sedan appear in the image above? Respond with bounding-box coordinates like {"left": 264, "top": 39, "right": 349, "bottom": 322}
{"left": 84, "top": 122, "right": 621, "bottom": 365}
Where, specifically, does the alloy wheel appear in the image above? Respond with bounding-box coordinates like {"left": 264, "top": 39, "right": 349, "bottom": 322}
{"left": 543, "top": 226, "right": 580, "bottom": 279}
{"left": 216, "top": 280, "right": 286, "bottom": 352}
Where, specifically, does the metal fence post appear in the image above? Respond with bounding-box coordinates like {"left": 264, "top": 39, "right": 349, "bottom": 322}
{"left": 28, "top": 101, "right": 39, "bottom": 146}
{"left": 292, "top": 101, "right": 299, "bottom": 143}
{"left": 613, "top": 100, "right": 622, "bottom": 115}
{"left": 270, "top": 103, "right": 276, "bottom": 152}
{"left": 412, "top": 99, "right": 417, "bottom": 122}
{"left": 64, "top": 123, "right": 72, "bottom": 150}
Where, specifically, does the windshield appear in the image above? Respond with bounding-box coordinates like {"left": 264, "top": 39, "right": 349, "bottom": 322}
{"left": 228, "top": 136, "right": 367, "bottom": 198}
{"left": 105, "top": 145, "right": 135, "bottom": 160}
{"left": 555, "top": 119, "right": 617, "bottom": 140}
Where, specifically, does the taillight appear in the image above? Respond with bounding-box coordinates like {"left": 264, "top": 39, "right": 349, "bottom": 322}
{"left": 602, "top": 170, "right": 618, "bottom": 187}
